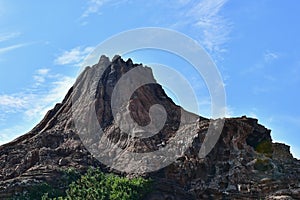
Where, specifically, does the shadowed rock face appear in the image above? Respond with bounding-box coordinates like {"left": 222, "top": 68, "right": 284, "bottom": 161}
{"left": 0, "top": 55, "right": 299, "bottom": 199}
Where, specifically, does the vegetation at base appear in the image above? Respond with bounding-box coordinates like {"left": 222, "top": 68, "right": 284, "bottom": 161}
{"left": 43, "top": 168, "right": 153, "bottom": 200}
{"left": 42, "top": 169, "right": 152, "bottom": 200}
{"left": 12, "top": 168, "right": 152, "bottom": 200}
{"left": 11, "top": 168, "right": 81, "bottom": 200}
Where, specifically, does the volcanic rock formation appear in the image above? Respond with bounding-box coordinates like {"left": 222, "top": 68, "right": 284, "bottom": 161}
{"left": 0, "top": 55, "right": 299, "bottom": 199}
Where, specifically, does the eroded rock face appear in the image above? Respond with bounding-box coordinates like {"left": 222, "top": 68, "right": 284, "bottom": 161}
{"left": 156, "top": 117, "right": 300, "bottom": 199}
{"left": 0, "top": 55, "right": 299, "bottom": 199}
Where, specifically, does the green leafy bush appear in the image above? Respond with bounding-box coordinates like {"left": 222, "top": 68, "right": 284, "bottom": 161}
{"left": 59, "top": 167, "right": 81, "bottom": 188}
{"left": 43, "top": 168, "right": 152, "bottom": 200}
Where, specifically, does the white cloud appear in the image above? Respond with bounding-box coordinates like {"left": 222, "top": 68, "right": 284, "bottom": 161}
{"left": 0, "top": 43, "right": 27, "bottom": 54}
{"left": 1, "top": 75, "right": 75, "bottom": 120}
{"left": 242, "top": 50, "right": 281, "bottom": 76}
{"left": 264, "top": 51, "right": 279, "bottom": 63}
{"left": 80, "top": 0, "right": 230, "bottom": 56}
{"left": 33, "top": 68, "right": 50, "bottom": 84}
{"left": 0, "top": 32, "right": 21, "bottom": 43}
{"left": 55, "top": 46, "right": 94, "bottom": 66}
{"left": 78, "top": 0, "right": 131, "bottom": 26}
{"left": 0, "top": 95, "right": 26, "bottom": 109}
{"left": 0, "top": 69, "right": 75, "bottom": 123}
{"left": 0, "top": 32, "right": 26, "bottom": 55}
{"left": 24, "top": 75, "right": 75, "bottom": 119}
{"left": 33, "top": 75, "right": 45, "bottom": 84}
{"left": 81, "top": 0, "right": 107, "bottom": 18}
{"left": 36, "top": 68, "right": 50, "bottom": 75}
{"left": 81, "top": 0, "right": 130, "bottom": 19}
{"left": 184, "top": 0, "right": 230, "bottom": 54}
{"left": 42, "top": 76, "right": 75, "bottom": 104}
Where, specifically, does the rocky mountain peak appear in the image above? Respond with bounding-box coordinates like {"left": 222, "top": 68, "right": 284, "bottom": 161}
{"left": 0, "top": 55, "right": 299, "bottom": 199}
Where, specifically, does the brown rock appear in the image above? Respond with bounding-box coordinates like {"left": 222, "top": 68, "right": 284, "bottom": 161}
{"left": 0, "top": 55, "right": 299, "bottom": 199}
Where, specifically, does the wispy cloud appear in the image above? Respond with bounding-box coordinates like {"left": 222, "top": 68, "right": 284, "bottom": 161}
{"left": 54, "top": 46, "right": 94, "bottom": 66}
{"left": 0, "top": 37, "right": 75, "bottom": 143}
{"left": 0, "top": 70, "right": 75, "bottom": 121}
{"left": 185, "top": 0, "right": 230, "bottom": 54}
{"left": 36, "top": 68, "right": 50, "bottom": 75}
{"left": 264, "top": 50, "right": 279, "bottom": 63}
{"left": 0, "top": 32, "right": 26, "bottom": 55}
{"left": 168, "top": 0, "right": 230, "bottom": 57}
{"left": 79, "top": 0, "right": 230, "bottom": 56}
{"left": 0, "top": 95, "right": 26, "bottom": 109}
{"left": 79, "top": 0, "right": 130, "bottom": 25}
{"left": 33, "top": 68, "right": 50, "bottom": 85}
{"left": 0, "top": 32, "right": 21, "bottom": 43}
{"left": 24, "top": 74, "right": 75, "bottom": 119}
{"left": 242, "top": 50, "right": 281, "bottom": 75}
{"left": 81, "top": 0, "right": 107, "bottom": 18}
{"left": 81, "top": 0, "right": 130, "bottom": 19}
{"left": 0, "top": 43, "right": 27, "bottom": 54}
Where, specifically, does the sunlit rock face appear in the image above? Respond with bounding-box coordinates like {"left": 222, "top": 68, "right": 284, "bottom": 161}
{"left": 0, "top": 56, "right": 299, "bottom": 199}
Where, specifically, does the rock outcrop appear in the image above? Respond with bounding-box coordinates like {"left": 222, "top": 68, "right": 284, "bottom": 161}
{"left": 0, "top": 55, "right": 299, "bottom": 199}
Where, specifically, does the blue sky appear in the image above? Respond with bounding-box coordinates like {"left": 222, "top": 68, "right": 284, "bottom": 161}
{"left": 0, "top": 0, "right": 299, "bottom": 158}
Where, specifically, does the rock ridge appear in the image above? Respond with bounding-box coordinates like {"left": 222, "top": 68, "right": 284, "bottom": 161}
{"left": 0, "top": 55, "right": 299, "bottom": 199}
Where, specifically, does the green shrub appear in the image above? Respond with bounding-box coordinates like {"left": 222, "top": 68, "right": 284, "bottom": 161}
{"left": 12, "top": 168, "right": 152, "bottom": 200}
{"left": 59, "top": 167, "right": 81, "bottom": 188}
{"left": 43, "top": 168, "right": 152, "bottom": 200}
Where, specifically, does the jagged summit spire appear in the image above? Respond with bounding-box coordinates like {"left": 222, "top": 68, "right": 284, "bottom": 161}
{"left": 112, "top": 54, "right": 121, "bottom": 62}
{"left": 93, "top": 55, "right": 135, "bottom": 72}
{"left": 98, "top": 54, "right": 110, "bottom": 63}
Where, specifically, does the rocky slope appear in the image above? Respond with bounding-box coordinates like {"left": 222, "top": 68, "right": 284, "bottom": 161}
{"left": 0, "top": 55, "right": 299, "bottom": 199}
